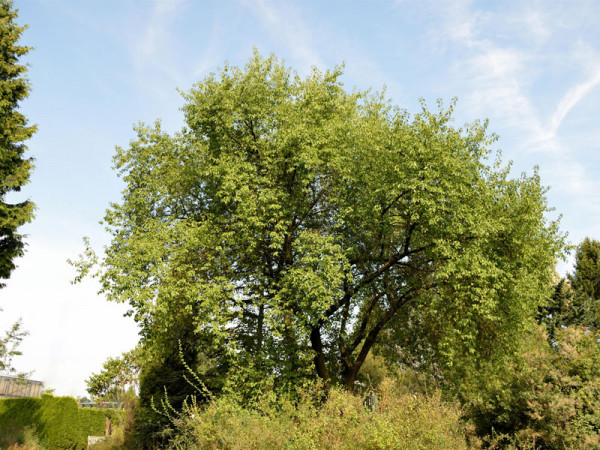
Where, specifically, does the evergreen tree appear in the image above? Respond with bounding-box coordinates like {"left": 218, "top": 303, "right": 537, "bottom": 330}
{"left": 568, "top": 238, "right": 600, "bottom": 300}
{"left": 567, "top": 237, "right": 600, "bottom": 327}
{"left": 538, "top": 239, "right": 600, "bottom": 339}
{"left": 537, "top": 278, "right": 596, "bottom": 339}
{"left": 0, "top": 0, "right": 35, "bottom": 285}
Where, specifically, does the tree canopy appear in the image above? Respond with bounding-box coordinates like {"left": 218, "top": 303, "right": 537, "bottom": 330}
{"left": 76, "top": 52, "right": 564, "bottom": 393}
{"left": 0, "top": 0, "right": 35, "bottom": 285}
{"left": 85, "top": 345, "right": 142, "bottom": 401}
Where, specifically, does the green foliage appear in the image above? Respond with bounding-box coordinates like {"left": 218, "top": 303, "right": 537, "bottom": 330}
{"left": 569, "top": 237, "right": 600, "bottom": 300}
{"left": 567, "top": 237, "right": 600, "bottom": 326}
{"left": 537, "top": 278, "right": 596, "bottom": 341}
{"left": 0, "top": 317, "right": 28, "bottom": 375}
{"left": 86, "top": 345, "right": 142, "bottom": 401}
{"left": 79, "top": 407, "right": 124, "bottom": 439}
{"left": 87, "top": 392, "right": 140, "bottom": 449}
{"left": 0, "top": 0, "right": 36, "bottom": 285}
{"left": 167, "top": 380, "right": 470, "bottom": 449}
{"left": 134, "top": 334, "right": 229, "bottom": 447}
{"left": 73, "top": 52, "right": 564, "bottom": 403}
{"left": 462, "top": 326, "right": 600, "bottom": 448}
{"left": 355, "top": 352, "right": 388, "bottom": 392}
{"left": 0, "top": 396, "right": 124, "bottom": 449}
{"left": 537, "top": 238, "right": 600, "bottom": 344}
{"left": 135, "top": 347, "right": 201, "bottom": 447}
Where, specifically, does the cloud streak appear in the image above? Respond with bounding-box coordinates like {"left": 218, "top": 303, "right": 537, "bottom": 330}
{"left": 421, "top": 0, "right": 600, "bottom": 250}
{"left": 134, "top": 0, "right": 186, "bottom": 66}
{"left": 550, "top": 67, "right": 600, "bottom": 135}
{"left": 243, "top": 0, "right": 326, "bottom": 73}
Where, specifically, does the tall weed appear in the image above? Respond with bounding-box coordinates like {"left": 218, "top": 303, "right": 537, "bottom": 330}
{"left": 167, "top": 378, "right": 469, "bottom": 449}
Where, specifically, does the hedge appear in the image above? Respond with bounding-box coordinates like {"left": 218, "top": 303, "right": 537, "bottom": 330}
{"left": 0, "top": 395, "right": 125, "bottom": 449}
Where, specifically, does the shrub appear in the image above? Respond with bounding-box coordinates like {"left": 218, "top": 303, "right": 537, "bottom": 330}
{"left": 464, "top": 326, "right": 600, "bottom": 448}
{"left": 167, "top": 379, "right": 470, "bottom": 449}
{"left": 0, "top": 395, "right": 125, "bottom": 449}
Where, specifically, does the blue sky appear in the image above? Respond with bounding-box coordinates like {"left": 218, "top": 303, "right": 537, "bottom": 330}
{"left": 1, "top": 0, "right": 599, "bottom": 396}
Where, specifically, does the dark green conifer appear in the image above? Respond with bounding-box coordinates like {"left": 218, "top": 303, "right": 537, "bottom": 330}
{"left": 0, "top": 0, "right": 35, "bottom": 285}
{"left": 568, "top": 237, "right": 600, "bottom": 301}
{"left": 538, "top": 278, "right": 596, "bottom": 340}
{"left": 540, "top": 238, "right": 600, "bottom": 338}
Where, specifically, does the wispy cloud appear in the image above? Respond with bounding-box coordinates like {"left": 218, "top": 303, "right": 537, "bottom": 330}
{"left": 518, "top": 8, "right": 550, "bottom": 44}
{"left": 127, "top": 0, "right": 195, "bottom": 105}
{"left": 549, "top": 42, "right": 600, "bottom": 136}
{"left": 134, "top": 0, "right": 186, "bottom": 68}
{"left": 438, "top": 2, "right": 596, "bottom": 153}
{"left": 241, "top": 0, "right": 401, "bottom": 99}
{"left": 437, "top": 1, "right": 550, "bottom": 150}
{"left": 242, "top": 0, "right": 326, "bottom": 73}
{"left": 425, "top": 0, "right": 600, "bottom": 246}
{"left": 550, "top": 69, "right": 600, "bottom": 135}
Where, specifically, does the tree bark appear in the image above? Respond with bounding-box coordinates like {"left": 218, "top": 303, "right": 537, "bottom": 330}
{"left": 310, "top": 326, "right": 330, "bottom": 391}
{"left": 342, "top": 367, "right": 356, "bottom": 393}
{"left": 256, "top": 303, "right": 264, "bottom": 355}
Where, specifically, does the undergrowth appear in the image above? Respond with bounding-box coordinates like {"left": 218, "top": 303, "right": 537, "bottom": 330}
{"left": 164, "top": 378, "right": 471, "bottom": 449}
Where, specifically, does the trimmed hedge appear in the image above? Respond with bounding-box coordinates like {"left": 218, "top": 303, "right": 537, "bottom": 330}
{"left": 0, "top": 395, "right": 125, "bottom": 449}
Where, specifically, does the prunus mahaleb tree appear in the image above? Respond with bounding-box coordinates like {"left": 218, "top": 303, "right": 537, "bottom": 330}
{"left": 0, "top": 0, "right": 35, "bottom": 285}
{"left": 76, "top": 53, "right": 564, "bottom": 392}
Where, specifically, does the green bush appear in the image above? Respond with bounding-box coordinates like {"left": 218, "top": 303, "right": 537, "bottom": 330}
{"left": 78, "top": 408, "right": 125, "bottom": 440}
{"left": 0, "top": 395, "right": 125, "bottom": 449}
{"left": 463, "top": 326, "right": 600, "bottom": 448}
{"left": 167, "top": 379, "right": 471, "bottom": 449}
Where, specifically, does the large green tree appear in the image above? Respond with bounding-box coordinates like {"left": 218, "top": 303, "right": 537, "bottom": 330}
{"left": 0, "top": 0, "right": 35, "bottom": 285}
{"left": 76, "top": 53, "right": 564, "bottom": 393}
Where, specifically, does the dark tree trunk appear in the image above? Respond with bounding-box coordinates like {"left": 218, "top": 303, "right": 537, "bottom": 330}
{"left": 256, "top": 303, "right": 264, "bottom": 354}
{"left": 310, "top": 326, "right": 330, "bottom": 391}
{"left": 342, "top": 367, "right": 356, "bottom": 393}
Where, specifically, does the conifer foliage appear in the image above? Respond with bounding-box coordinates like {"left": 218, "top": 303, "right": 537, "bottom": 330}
{"left": 0, "top": 0, "right": 35, "bottom": 285}
{"left": 538, "top": 238, "right": 600, "bottom": 336}
{"left": 568, "top": 237, "right": 600, "bottom": 303}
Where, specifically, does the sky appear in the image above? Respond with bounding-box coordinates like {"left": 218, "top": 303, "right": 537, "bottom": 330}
{"left": 1, "top": 0, "right": 599, "bottom": 397}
